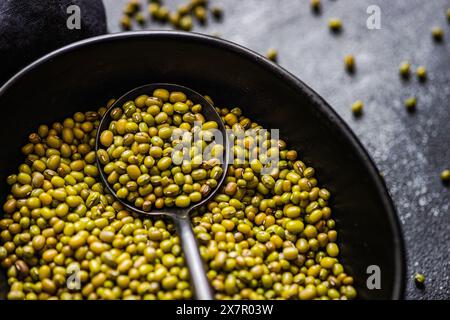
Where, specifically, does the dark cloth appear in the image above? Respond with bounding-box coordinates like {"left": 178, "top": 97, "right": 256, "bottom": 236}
{"left": 0, "top": 0, "right": 106, "bottom": 85}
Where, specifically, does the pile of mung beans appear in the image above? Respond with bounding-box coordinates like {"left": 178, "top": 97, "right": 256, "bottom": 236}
{"left": 97, "top": 89, "right": 223, "bottom": 212}
{"left": 0, "top": 91, "right": 356, "bottom": 300}
{"left": 120, "top": 0, "right": 222, "bottom": 31}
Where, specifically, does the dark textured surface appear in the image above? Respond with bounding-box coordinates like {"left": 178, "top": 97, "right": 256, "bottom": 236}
{"left": 0, "top": 0, "right": 106, "bottom": 84}
{"left": 104, "top": 0, "right": 449, "bottom": 299}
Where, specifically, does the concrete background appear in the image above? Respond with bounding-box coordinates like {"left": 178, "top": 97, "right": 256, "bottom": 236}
{"left": 103, "top": 0, "right": 450, "bottom": 300}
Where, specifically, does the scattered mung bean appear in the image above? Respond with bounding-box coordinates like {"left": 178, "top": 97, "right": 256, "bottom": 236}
{"left": 351, "top": 100, "right": 364, "bottom": 116}
{"left": 431, "top": 27, "right": 444, "bottom": 42}
{"left": 405, "top": 97, "right": 417, "bottom": 112}
{"left": 440, "top": 169, "right": 450, "bottom": 184}
{"left": 266, "top": 48, "right": 278, "bottom": 62}
{"left": 328, "top": 18, "right": 342, "bottom": 32}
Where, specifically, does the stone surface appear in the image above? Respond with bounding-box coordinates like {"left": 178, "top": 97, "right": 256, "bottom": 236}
{"left": 103, "top": 0, "right": 450, "bottom": 299}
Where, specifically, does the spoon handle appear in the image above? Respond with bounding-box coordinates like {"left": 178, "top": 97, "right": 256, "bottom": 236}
{"left": 174, "top": 215, "right": 214, "bottom": 300}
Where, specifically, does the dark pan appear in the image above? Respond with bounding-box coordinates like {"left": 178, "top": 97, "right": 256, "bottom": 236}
{"left": 0, "top": 31, "right": 405, "bottom": 299}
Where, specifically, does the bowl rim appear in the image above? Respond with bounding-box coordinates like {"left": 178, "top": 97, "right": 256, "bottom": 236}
{"left": 0, "top": 30, "right": 406, "bottom": 300}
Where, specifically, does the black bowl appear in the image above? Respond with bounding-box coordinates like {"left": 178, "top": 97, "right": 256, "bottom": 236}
{"left": 0, "top": 31, "right": 405, "bottom": 300}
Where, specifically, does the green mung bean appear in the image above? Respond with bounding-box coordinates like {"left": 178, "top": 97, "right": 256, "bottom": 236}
{"left": 0, "top": 91, "right": 355, "bottom": 301}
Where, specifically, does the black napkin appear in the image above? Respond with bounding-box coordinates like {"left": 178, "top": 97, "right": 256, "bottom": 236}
{"left": 0, "top": 0, "right": 107, "bottom": 85}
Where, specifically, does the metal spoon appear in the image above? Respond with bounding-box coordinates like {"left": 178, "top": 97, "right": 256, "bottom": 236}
{"left": 95, "top": 83, "right": 229, "bottom": 300}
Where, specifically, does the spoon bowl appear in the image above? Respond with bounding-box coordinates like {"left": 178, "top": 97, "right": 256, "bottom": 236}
{"left": 95, "top": 83, "right": 230, "bottom": 300}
